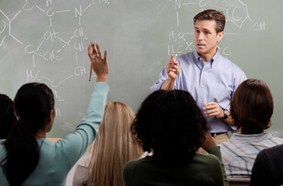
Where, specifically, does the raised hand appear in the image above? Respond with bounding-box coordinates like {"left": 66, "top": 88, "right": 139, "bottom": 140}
{"left": 88, "top": 43, "right": 108, "bottom": 82}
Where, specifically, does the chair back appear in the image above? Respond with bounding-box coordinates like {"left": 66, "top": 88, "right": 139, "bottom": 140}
{"left": 228, "top": 176, "right": 250, "bottom": 186}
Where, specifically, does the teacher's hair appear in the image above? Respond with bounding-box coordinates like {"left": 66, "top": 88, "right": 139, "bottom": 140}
{"left": 193, "top": 9, "right": 226, "bottom": 33}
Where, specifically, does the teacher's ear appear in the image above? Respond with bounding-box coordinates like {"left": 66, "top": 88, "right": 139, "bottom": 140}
{"left": 217, "top": 31, "right": 224, "bottom": 42}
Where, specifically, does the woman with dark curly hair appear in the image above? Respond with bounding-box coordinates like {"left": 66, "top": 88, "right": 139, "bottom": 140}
{"left": 123, "top": 89, "right": 228, "bottom": 186}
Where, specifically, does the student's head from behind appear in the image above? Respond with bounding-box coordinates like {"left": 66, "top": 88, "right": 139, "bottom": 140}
{"left": 231, "top": 79, "right": 273, "bottom": 134}
{"left": 1, "top": 82, "right": 55, "bottom": 186}
{"left": 14, "top": 82, "right": 55, "bottom": 134}
{"left": 0, "top": 94, "right": 17, "bottom": 139}
{"left": 87, "top": 101, "right": 142, "bottom": 186}
{"left": 131, "top": 89, "right": 207, "bottom": 162}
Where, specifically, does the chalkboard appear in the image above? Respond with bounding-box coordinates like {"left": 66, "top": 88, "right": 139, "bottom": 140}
{"left": 0, "top": 0, "right": 282, "bottom": 137}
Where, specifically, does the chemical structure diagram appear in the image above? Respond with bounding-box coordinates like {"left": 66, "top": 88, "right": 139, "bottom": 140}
{"left": 0, "top": 0, "right": 110, "bottom": 132}
{"left": 0, "top": 0, "right": 266, "bottom": 133}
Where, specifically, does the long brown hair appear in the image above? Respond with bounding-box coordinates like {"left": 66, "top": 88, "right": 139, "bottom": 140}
{"left": 87, "top": 101, "right": 142, "bottom": 186}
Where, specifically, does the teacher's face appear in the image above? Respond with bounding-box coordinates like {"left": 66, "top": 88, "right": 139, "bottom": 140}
{"left": 194, "top": 20, "right": 223, "bottom": 61}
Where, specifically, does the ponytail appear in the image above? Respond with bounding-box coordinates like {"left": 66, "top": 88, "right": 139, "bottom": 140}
{"left": 0, "top": 82, "right": 54, "bottom": 185}
{"left": 1, "top": 119, "right": 40, "bottom": 186}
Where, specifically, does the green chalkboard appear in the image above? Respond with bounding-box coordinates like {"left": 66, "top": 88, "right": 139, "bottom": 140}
{"left": 0, "top": 0, "right": 282, "bottom": 137}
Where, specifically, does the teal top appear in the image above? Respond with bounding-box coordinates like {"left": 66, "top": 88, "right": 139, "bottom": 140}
{"left": 0, "top": 82, "right": 109, "bottom": 186}
{"left": 124, "top": 146, "right": 228, "bottom": 186}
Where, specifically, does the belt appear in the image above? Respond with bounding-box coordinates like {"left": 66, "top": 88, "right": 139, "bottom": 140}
{"left": 210, "top": 132, "right": 227, "bottom": 137}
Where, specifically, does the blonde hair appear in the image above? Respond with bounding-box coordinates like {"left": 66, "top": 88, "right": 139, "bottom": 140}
{"left": 87, "top": 101, "right": 142, "bottom": 186}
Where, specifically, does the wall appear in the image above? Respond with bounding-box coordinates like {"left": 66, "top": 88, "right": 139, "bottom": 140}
{"left": 0, "top": 0, "right": 282, "bottom": 137}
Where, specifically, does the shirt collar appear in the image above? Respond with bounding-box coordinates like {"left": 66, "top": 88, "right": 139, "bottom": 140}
{"left": 193, "top": 49, "right": 221, "bottom": 64}
{"left": 230, "top": 131, "right": 273, "bottom": 142}
{"left": 193, "top": 50, "right": 219, "bottom": 69}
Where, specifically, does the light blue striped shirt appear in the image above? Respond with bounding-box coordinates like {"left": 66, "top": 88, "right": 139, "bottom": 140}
{"left": 220, "top": 131, "right": 283, "bottom": 176}
{"left": 150, "top": 50, "right": 246, "bottom": 133}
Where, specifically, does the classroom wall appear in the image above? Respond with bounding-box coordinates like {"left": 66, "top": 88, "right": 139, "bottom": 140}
{"left": 0, "top": 0, "right": 282, "bottom": 137}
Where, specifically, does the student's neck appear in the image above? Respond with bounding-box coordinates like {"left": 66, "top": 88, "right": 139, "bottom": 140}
{"left": 35, "top": 130, "right": 46, "bottom": 139}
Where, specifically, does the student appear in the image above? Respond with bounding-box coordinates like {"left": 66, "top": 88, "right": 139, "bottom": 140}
{"left": 150, "top": 9, "right": 246, "bottom": 143}
{"left": 0, "top": 43, "right": 109, "bottom": 186}
{"left": 72, "top": 101, "right": 143, "bottom": 186}
{"left": 220, "top": 79, "right": 283, "bottom": 177}
{"left": 124, "top": 89, "right": 228, "bottom": 186}
{"left": 0, "top": 94, "right": 17, "bottom": 140}
{"left": 250, "top": 144, "right": 283, "bottom": 186}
